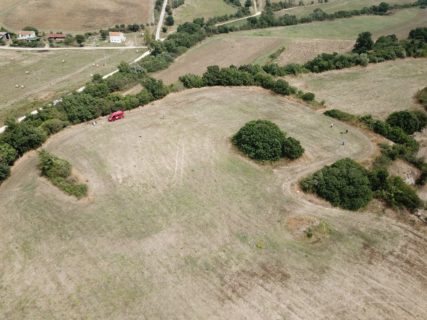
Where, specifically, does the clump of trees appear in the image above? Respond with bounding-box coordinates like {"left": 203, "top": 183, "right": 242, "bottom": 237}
{"left": 180, "top": 64, "right": 299, "bottom": 97}
{"left": 38, "top": 150, "right": 88, "bottom": 198}
{"left": 323, "top": 108, "right": 425, "bottom": 212}
{"left": 386, "top": 110, "right": 427, "bottom": 135}
{"left": 301, "top": 158, "right": 373, "bottom": 210}
{"left": 232, "top": 120, "right": 304, "bottom": 161}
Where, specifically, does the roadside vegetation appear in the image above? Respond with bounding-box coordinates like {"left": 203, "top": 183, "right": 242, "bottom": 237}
{"left": 38, "top": 150, "right": 88, "bottom": 198}
{"left": 232, "top": 120, "right": 304, "bottom": 161}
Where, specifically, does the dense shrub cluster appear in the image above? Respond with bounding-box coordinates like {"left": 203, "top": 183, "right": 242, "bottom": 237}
{"left": 38, "top": 150, "right": 88, "bottom": 198}
{"left": 232, "top": 120, "right": 304, "bottom": 161}
{"left": 301, "top": 158, "right": 373, "bottom": 210}
{"left": 180, "top": 64, "right": 298, "bottom": 97}
{"left": 360, "top": 115, "right": 419, "bottom": 152}
{"left": 323, "top": 109, "right": 425, "bottom": 210}
{"left": 386, "top": 110, "right": 427, "bottom": 135}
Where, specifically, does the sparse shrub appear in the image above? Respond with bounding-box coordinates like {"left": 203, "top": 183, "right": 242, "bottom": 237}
{"left": 324, "top": 109, "right": 357, "bottom": 122}
{"left": 378, "top": 176, "right": 422, "bottom": 212}
{"left": 416, "top": 87, "right": 427, "bottom": 108}
{"left": 301, "top": 92, "right": 315, "bottom": 102}
{"left": 38, "top": 150, "right": 87, "bottom": 198}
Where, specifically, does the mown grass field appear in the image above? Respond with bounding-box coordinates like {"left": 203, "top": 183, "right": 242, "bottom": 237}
{"left": 0, "top": 0, "right": 154, "bottom": 33}
{"left": 0, "top": 49, "right": 144, "bottom": 124}
{"left": 155, "top": 8, "right": 426, "bottom": 84}
{"left": 288, "top": 59, "right": 427, "bottom": 119}
{"left": 1, "top": 87, "right": 426, "bottom": 319}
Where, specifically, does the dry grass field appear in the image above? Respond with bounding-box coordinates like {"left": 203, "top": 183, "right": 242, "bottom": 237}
{"left": 173, "top": 0, "right": 237, "bottom": 26}
{"left": 0, "top": 87, "right": 426, "bottom": 319}
{"left": 0, "top": 0, "right": 154, "bottom": 33}
{"left": 155, "top": 8, "right": 426, "bottom": 84}
{"left": 0, "top": 49, "right": 144, "bottom": 124}
{"left": 275, "top": 0, "right": 416, "bottom": 18}
{"left": 288, "top": 59, "right": 427, "bottom": 119}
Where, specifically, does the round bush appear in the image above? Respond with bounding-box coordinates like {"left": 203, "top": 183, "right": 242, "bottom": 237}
{"left": 233, "top": 120, "right": 285, "bottom": 161}
{"left": 282, "top": 137, "right": 304, "bottom": 159}
{"left": 301, "top": 92, "right": 315, "bottom": 102}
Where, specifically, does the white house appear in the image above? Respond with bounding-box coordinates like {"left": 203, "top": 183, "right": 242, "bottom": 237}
{"left": 17, "top": 30, "right": 37, "bottom": 40}
{"left": 109, "top": 32, "right": 126, "bottom": 44}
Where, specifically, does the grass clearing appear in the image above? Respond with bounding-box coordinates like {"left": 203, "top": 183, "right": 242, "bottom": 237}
{"left": 0, "top": 49, "right": 144, "bottom": 124}
{"left": 0, "top": 0, "right": 154, "bottom": 33}
{"left": 0, "top": 87, "right": 426, "bottom": 318}
{"left": 288, "top": 59, "right": 427, "bottom": 119}
{"left": 155, "top": 8, "right": 426, "bottom": 84}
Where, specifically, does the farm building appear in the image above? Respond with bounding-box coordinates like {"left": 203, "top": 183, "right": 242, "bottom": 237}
{"left": 17, "top": 30, "right": 36, "bottom": 40}
{"left": 109, "top": 32, "right": 126, "bottom": 44}
{"left": 48, "top": 33, "right": 66, "bottom": 41}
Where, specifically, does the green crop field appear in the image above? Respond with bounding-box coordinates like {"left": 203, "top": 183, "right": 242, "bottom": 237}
{"left": 1, "top": 87, "right": 426, "bottom": 319}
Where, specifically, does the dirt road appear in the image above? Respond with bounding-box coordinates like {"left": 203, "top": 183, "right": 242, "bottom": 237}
{"left": 155, "top": 0, "right": 168, "bottom": 40}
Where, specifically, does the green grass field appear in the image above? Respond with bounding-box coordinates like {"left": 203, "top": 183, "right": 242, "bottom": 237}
{"left": 0, "top": 87, "right": 426, "bottom": 319}
{"left": 0, "top": 49, "right": 144, "bottom": 124}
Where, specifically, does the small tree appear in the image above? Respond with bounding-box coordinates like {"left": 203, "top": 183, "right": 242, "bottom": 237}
{"left": 75, "top": 34, "right": 85, "bottom": 46}
{"left": 353, "top": 32, "right": 373, "bottom": 53}
{"left": 166, "top": 15, "right": 175, "bottom": 26}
